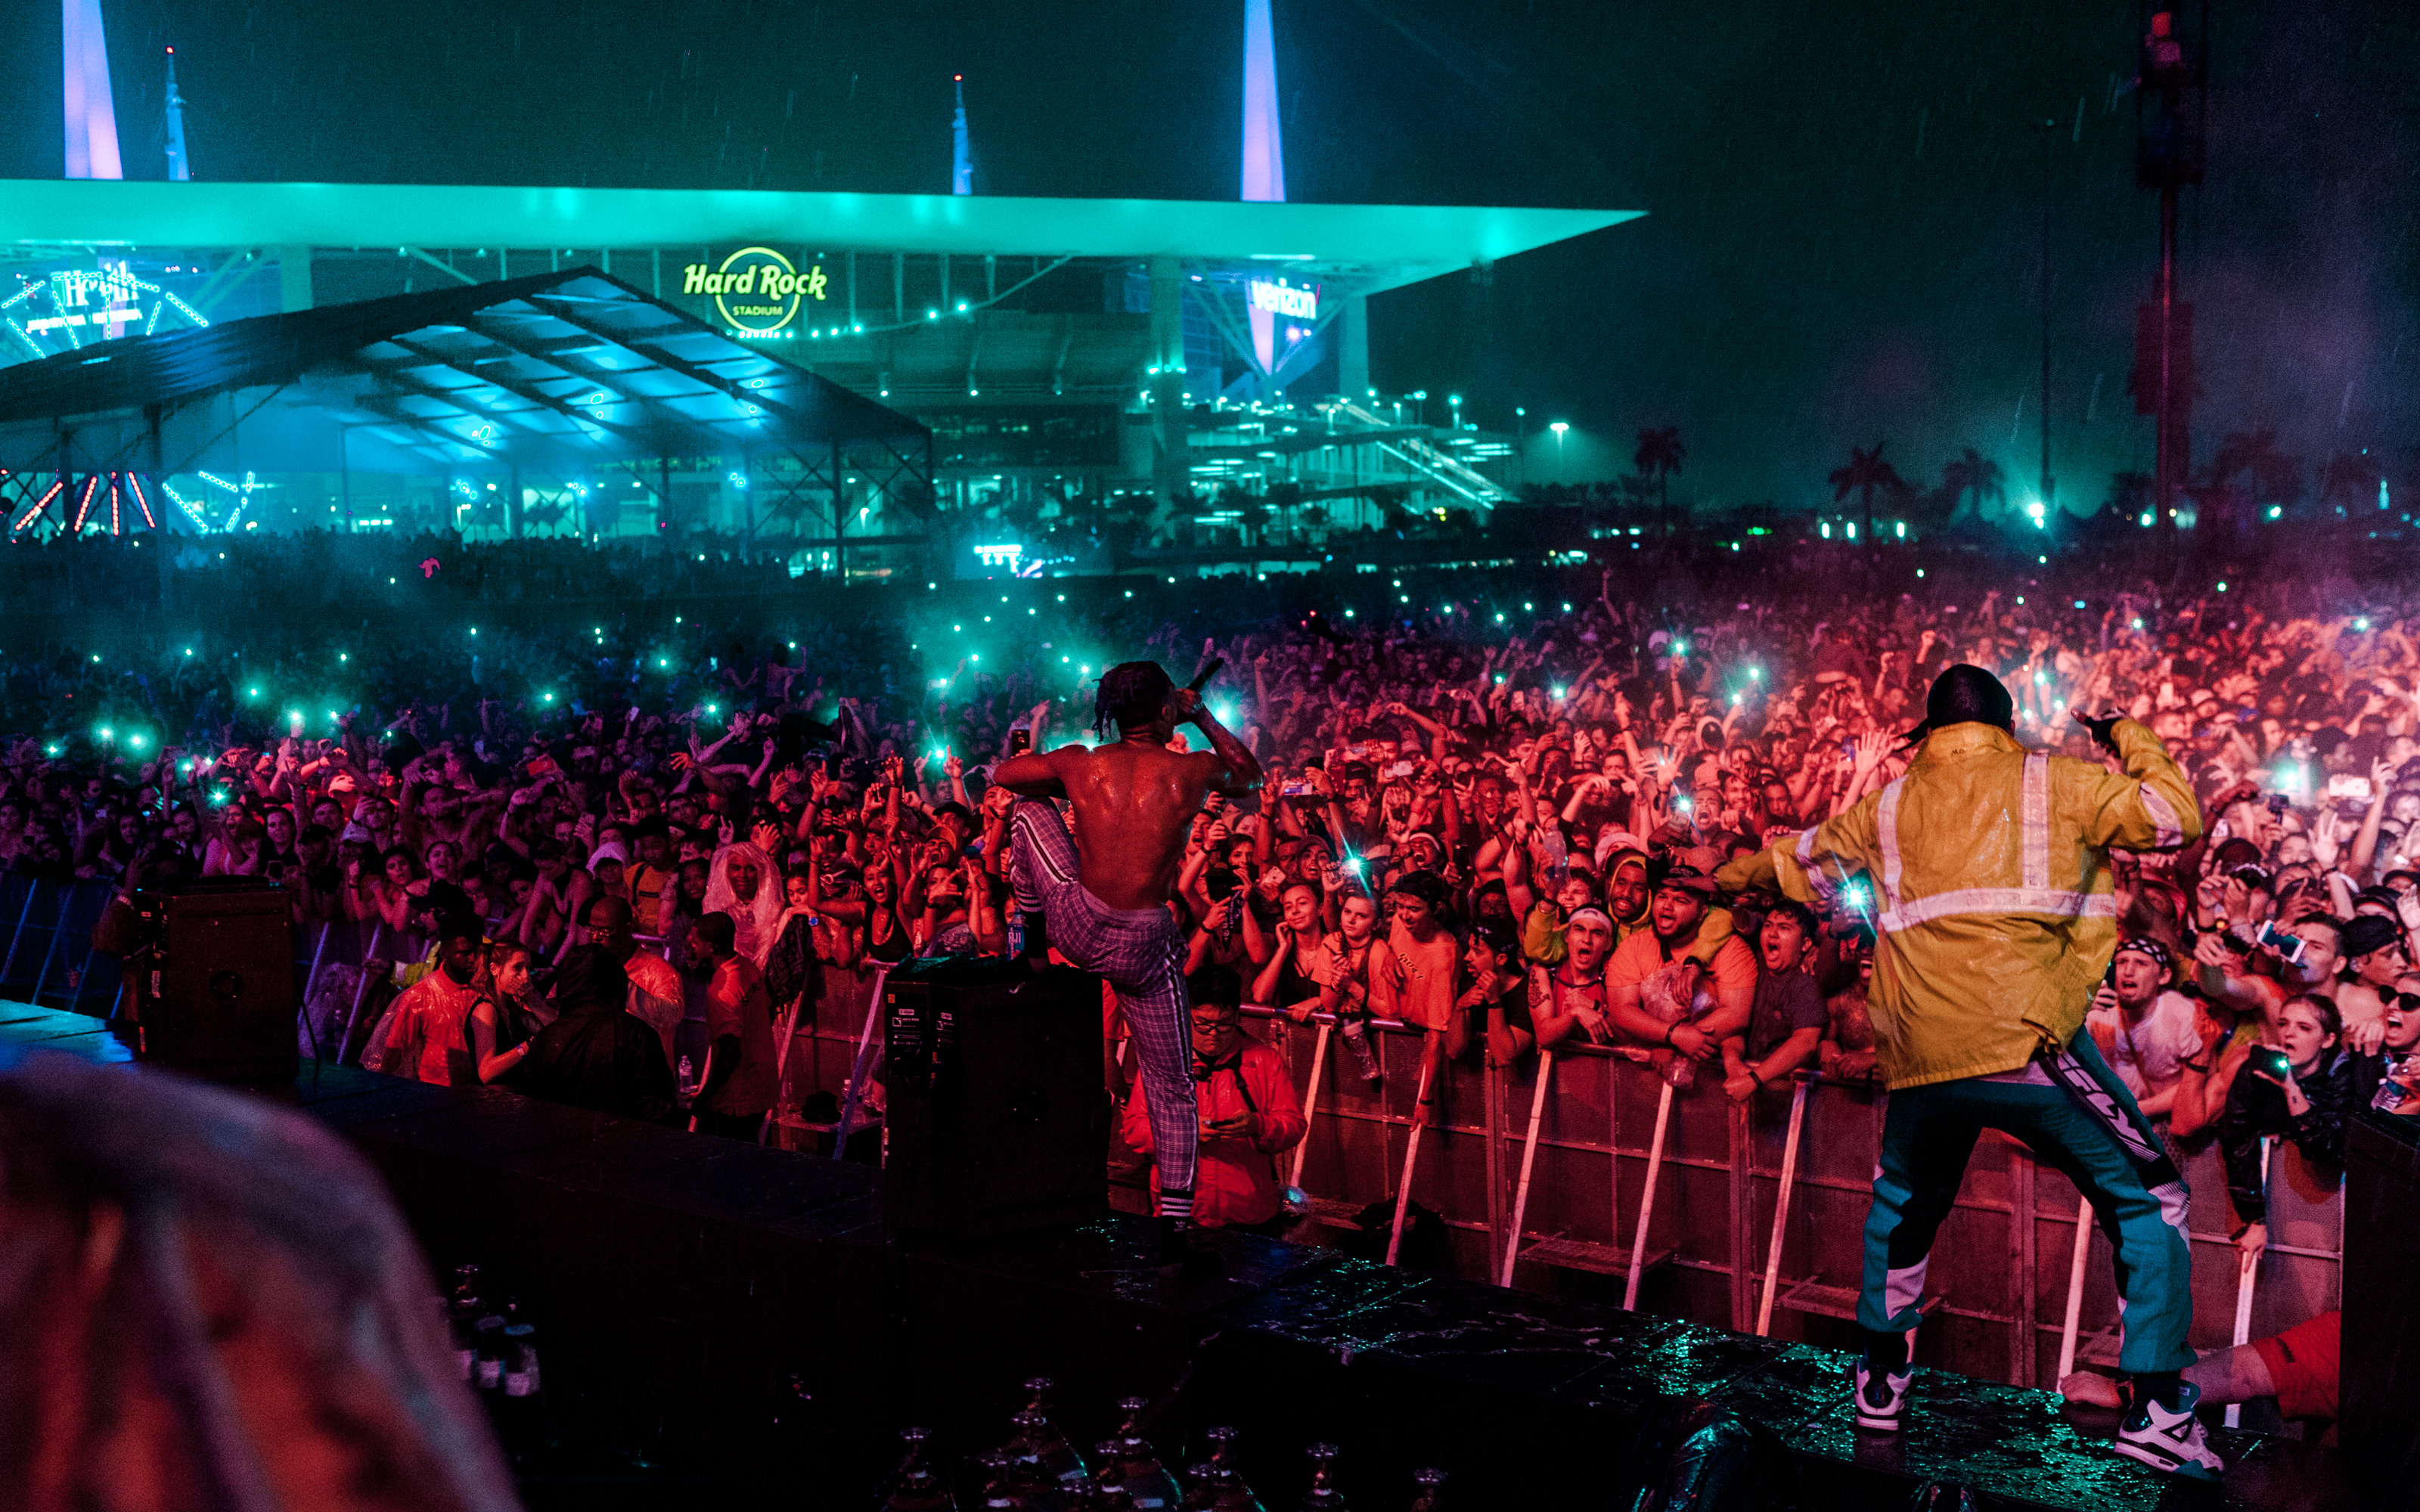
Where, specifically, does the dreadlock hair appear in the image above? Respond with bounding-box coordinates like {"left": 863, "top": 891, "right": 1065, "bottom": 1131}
{"left": 1094, "top": 661, "right": 1175, "bottom": 737}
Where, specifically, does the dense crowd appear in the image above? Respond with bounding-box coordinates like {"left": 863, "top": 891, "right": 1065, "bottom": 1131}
{"left": 14, "top": 542, "right": 2416, "bottom": 1427}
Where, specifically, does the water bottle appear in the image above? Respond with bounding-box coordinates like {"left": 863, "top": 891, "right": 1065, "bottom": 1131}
{"left": 1016, "top": 1377, "right": 1090, "bottom": 1491}
{"left": 498, "top": 1319, "right": 543, "bottom": 1463}
{"left": 1109, "top": 1399, "right": 1182, "bottom": 1510}
{"left": 1339, "top": 1016, "right": 1383, "bottom": 1084}
{"left": 1295, "top": 1444, "right": 1347, "bottom": 1511}
{"left": 883, "top": 1427, "right": 957, "bottom": 1512}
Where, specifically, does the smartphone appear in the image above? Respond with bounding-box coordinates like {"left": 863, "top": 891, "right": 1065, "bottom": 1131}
{"left": 2256, "top": 919, "right": 2308, "bottom": 967}
{"left": 1345, "top": 743, "right": 1368, "bottom": 759}
{"left": 1279, "top": 779, "right": 1314, "bottom": 798}
{"left": 1008, "top": 727, "right": 1032, "bottom": 758}
{"left": 1386, "top": 760, "right": 1416, "bottom": 779}
{"left": 2326, "top": 774, "right": 2373, "bottom": 805}
{"left": 525, "top": 754, "right": 559, "bottom": 779}
{"left": 2248, "top": 1046, "right": 2292, "bottom": 1081}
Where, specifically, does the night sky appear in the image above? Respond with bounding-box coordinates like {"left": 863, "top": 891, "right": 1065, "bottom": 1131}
{"left": 7, "top": 0, "right": 2415, "bottom": 518}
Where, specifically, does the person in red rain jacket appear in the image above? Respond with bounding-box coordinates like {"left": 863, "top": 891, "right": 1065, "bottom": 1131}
{"left": 1122, "top": 963, "right": 1306, "bottom": 1232}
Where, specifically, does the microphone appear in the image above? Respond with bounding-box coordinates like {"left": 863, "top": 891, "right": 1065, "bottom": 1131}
{"left": 1187, "top": 658, "right": 1225, "bottom": 694}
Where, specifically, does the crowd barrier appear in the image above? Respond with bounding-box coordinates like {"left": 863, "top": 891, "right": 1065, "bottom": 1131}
{"left": 0, "top": 891, "right": 2341, "bottom": 1396}
{"left": 765, "top": 967, "right": 2344, "bottom": 1393}
{"left": 0, "top": 876, "right": 123, "bottom": 1015}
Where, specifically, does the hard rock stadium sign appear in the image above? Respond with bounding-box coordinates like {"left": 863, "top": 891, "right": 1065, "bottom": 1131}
{"left": 679, "top": 246, "right": 827, "bottom": 336}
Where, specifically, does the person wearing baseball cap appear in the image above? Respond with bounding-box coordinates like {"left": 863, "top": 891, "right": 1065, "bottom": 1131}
{"left": 1598, "top": 866, "right": 1756, "bottom": 1076}
{"left": 1714, "top": 664, "right": 2213, "bottom": 1473}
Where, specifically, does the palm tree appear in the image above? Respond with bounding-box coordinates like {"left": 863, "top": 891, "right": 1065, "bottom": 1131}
{"left": 2211, "top": 428, "right": 2298, "bottom": 536}
{"left": 2104, "top": 471, "right": 2155, "bottom": 528}
{"left": 2316, "top": 452, "right": 2377, "bottom": 519}
{"left": 1634, "top": 426, "right": 1686, "bottom": 529}
{"left": 1955, "top": 446, "right": 2006, "bottom": 522}
{"left": 1828, "top": 442, "right": 1907, "bottom": 542}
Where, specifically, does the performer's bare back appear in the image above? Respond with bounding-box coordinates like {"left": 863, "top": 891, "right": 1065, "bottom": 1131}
{"left": 995, "top": 691, "right": 1257, "bottom": 910}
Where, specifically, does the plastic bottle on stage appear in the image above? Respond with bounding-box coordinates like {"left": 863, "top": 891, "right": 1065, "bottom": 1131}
{"left": 1106, "top": 1399, "right": 1183, "bottom": 1510}
{"left": 447, "top": 1291, "right": 486, "bottom": 1382}
{"left": 470, "top": 1306, "right": 508, "bottom": 1405}
{"left": 446, "top": 1262, "right": 485, "bottom": 1380}
{"left": 1086, "top": 1442, "right": 1138, "bottom": 1510}
{"left": 1010, "top": 1377, "right": 1090, "bottom": 1492}
{"left": 1295, "top": 1444, "right": 1347, "bottom": 1510}
{"left": 497, "top": 1319, "right": 543, "bottom": 1462}
{"left": 1177, "top": 1426, "right": 1260, "bottom": 1512}
{"left": 880, "top": 1427, "right": 957, "bottom": 1511}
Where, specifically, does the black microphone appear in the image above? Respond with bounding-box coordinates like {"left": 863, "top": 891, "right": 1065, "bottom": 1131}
{"left": 1187, "top": 658, "right": 1225, "bottom": 694}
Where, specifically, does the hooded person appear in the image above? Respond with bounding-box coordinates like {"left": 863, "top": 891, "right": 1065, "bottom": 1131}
{"left": 1716, "top": 664, "right": 2217, "bottom": 1474}
{"left": 700, "top": 840, "right": 783, "bottom": 968}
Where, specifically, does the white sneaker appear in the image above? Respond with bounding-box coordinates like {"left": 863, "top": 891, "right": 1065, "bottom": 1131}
{"left": 2111, "top": 1383, "right": 2224, "bottom": 1476}
{"left": 1852, "top": 1356, "right": 1914, "bottom": 1431}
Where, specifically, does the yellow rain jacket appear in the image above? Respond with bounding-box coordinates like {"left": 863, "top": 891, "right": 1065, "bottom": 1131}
{"left": 1715, "top": 720, "right": 2199, "bottom": 1090}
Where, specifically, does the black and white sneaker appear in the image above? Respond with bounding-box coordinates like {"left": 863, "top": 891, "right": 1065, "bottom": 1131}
{"left": 1852, "top": 1356, "right": 1915, "bottom": 1432}
{"left": 2111, "top": 1383, "right": 2223, "bottom": 1476}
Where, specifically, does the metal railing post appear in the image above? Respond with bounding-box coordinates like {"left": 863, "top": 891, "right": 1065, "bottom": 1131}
{"left": 1290, "top": 1020, "right": 1330, "bottom": 1188}
{"left": 1385, "top": 1056, "right": 1435, "bottom": 1267}
{"left": 2224, "top": 1136, "right": 2272, "bottom": 1428}
{"left": 1499, "top": 1051, "right": 1553, "bottom": 1287}
{"left": 0, "top": 880, "right": 41, "bottom": 986}
{"left": 28, "top": 888, "right": 77, "bottom": 1007}
{"left": 1622, "top": 1080, "right": 1676, "bottom": 1310}
{"left": 1754, "top": 1077, "right": 1810, "bottom": 1335}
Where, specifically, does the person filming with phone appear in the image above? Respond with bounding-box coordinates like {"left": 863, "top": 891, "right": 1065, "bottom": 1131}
{"left": 2216, "top": 994, "right": 2358, "bottom": 1266}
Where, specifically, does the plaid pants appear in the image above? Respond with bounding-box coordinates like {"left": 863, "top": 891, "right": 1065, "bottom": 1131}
{"left": 1010, "top": 799, "right": 1198, "bottom": 1215}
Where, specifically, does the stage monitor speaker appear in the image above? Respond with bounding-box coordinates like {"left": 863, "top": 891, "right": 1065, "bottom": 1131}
{"left": 883, "top": 955, "right": 1108, "bottom": 1238}
{"left": 2344, "top": 1110, "right": 2420, "bottom": 1505}
{"left": 128, "top": 876, "right": 296, "bottom": 1085}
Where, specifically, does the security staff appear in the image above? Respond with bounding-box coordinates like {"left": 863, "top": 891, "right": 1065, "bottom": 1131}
{"left": 1717, "top": 665, "right": 2217, "bottom": 1477}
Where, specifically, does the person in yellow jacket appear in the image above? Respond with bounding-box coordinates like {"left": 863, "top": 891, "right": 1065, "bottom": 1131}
{"left": 1716, "top": 665, "right": 2219, "bottom": 1478}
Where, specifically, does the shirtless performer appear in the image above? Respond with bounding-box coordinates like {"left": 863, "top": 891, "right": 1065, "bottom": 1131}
{"left": 994, "top": 661, "right": 1263, "bottom": 1272}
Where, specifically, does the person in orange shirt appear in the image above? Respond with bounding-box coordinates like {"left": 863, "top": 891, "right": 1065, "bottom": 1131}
{"left": 376, "top": 914, "right": 487, "bottom": 1087}
{"left": 1604, "top": 866, "right": 1756, "bottom": 1085}
{"left": 1122, "top": 964, "right": 1306, "bottom": 1230}
{"left": 1374, "top": 870, "right": 1469, "bottom": 1126}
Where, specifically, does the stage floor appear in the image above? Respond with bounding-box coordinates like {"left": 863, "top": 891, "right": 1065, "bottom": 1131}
{"left": 0, "top": 1002, "right": 2369, "bottom": 1510}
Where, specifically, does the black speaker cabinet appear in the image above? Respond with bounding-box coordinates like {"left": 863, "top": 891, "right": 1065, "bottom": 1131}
{"left": 2344, "top": 1110, "right": 2420, "bottom": 1507}
{"left": 128, "top": 876, "right": 296, "bottom": 1085}
{"left": 883, "top": 955, "right": 1108, "bottom": 1238}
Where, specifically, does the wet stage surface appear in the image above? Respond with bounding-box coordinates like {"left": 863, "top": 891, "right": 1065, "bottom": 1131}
{"left": 0, "top": 1003, "right": 2366, "bottom": 1510}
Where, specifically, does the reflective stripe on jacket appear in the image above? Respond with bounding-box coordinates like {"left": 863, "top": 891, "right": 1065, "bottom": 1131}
{"left": 1716, "top": 720, "right": 2200, "bottom": 1090}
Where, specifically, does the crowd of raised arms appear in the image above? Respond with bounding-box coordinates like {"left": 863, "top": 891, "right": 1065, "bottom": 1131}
{"left": 15, "top": 548, "right": 2420, "bottom": 1247}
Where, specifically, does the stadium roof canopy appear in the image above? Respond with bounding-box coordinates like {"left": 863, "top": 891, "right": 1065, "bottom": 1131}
{"left": 0, "top": 180, "right": 1642, "bottom": 297}
{"left": 0, "top": 266, "right": 927, "bottom": 478}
